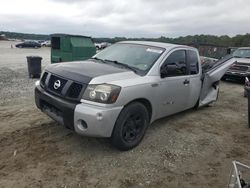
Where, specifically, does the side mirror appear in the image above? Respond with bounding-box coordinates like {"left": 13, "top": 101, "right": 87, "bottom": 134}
{"left": 160, "top": 64, "right": 178, "bottom": 78}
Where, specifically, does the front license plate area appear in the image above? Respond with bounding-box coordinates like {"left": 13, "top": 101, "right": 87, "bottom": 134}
{"left": 41, "top": 100, "right": 64, "bottom": 125}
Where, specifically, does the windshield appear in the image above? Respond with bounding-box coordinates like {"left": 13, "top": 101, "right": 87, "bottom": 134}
{"left": 94, "top": 43, "right": 165, "bottom": 72}
{"left": 233, "top": 49, "right": 250, "bottom": 58}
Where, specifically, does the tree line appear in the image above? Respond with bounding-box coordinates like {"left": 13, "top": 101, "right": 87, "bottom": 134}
{"left": 1, "top": 31, "right": 250, "bottom": 47}
{"left": 94, "top": 34, "right": 250, "bottom": 47}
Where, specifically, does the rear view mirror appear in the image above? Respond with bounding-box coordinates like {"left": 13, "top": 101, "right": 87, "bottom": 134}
{"left": 160, "top": 64, "right": 178, "bottom": 78}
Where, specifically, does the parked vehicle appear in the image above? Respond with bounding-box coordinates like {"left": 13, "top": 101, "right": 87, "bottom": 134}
{"left": 37, "top": 40, "right": 45, "bottom": 44}
{"left": 95, "top": 42, "right": 111, "bottom": 50}
{"left": 41, "top": 40, "right": 51, "bottom": 47}
{"left": 35, "top": 41, "right": 236, "bottom": 150}
{"left": 223, "top": 47, "right": 250, "bottom": 81}
{"left": 15, "top": 41, "right": 41, "bottom": 48}
{"left": 95, "top": 43, "right": 102, "bottom": 49}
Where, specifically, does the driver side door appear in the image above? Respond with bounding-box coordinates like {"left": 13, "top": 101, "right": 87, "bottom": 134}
{"left": 157, "top": 49, "right": 191, "bottom": 118}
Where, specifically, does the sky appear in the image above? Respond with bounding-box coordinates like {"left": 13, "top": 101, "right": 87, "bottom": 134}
{"left": 0, "top": 0, "right": 250, "bottom": 38}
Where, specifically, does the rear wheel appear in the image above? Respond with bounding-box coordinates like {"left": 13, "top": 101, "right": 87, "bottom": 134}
{"left": 111, "top": 102, "right": 149, "bottom": 151}
{"left": 244, "top": 89, "right": 247, "bottom": 97}
{"left": 221, "top": 76, "right": 226, "bottom": 81}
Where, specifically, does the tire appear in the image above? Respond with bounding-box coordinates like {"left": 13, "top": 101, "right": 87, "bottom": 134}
{"left": 244, "top": 90, "right": 247, "bottom": 97}
{"left": 111, "top": 102, "right": 149, "bottom": 151}
{"left": 221, "top": 76, "right": 226, "bottom": 81}
{"left": 193, "top": 99, "right": 200, "bottom": 110}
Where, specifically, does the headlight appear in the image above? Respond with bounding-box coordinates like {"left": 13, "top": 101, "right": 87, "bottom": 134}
{"left": 82, "top": 84, "right": 121, "bottom": 104}
{"left": 35, "top": 80, "right": 40, "bottom": 86}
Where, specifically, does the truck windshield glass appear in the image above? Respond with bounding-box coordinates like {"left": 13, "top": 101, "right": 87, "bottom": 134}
{"left": 233, "top": 49, "right": 250, "bottom": 58}
{"left": 94, "top": 43, "right": 164, "bottom": 72}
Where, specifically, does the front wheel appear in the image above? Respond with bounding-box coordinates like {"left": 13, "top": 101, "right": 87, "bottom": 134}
{"left": 221, "top": 76, "right": 226, "bottom": 81}
{"left": 111, "top": 102, "right": 149, "bottom": 151}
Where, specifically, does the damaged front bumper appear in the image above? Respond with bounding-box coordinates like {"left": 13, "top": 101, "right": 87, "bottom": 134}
{"left": 35, "top": 85, "right": 123, "bottom": 137}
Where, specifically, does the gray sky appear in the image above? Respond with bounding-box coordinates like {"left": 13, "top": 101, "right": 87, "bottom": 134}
{"left": 1, "top": 0, "right": 250, "bottom": 37}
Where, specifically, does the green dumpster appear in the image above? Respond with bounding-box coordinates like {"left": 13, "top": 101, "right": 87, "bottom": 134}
{"left": 51, "top": 34, "right": 96, "bottom": 63}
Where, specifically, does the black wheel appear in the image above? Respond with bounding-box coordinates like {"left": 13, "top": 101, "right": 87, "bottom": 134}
{"left": 111, "top": 102, "right": 149, "bottom": 151}
{"left": 221, "top": 76, "right": 226, "bottom": 81}
{"left": 193, "top": 99, "right": 200, "bottom": 110}
{"left": 244, "top": 90, "right": 247, "bottom": 97}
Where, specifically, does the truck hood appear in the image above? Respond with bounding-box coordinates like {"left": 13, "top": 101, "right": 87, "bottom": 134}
{"left": 45, "top": 60, "right": 131, "bottom": 83}
{"left": 235, "top": 58, "right": 250, "bottom": 64}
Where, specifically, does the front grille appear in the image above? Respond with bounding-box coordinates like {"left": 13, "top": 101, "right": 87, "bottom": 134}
{"left": 229, "top": 64, "right": 249, "bottom": 71}
{"left": 67, "top": 83, "right": 83, "bottom": 98}
{"left": 40, "top": 72, "right": 48, "bottom": 87}
{"left": 40, "top": 71, "right": 85, "bottom": 101}
{"left": 48, "top": 75, "right": 67, "bottom": 93}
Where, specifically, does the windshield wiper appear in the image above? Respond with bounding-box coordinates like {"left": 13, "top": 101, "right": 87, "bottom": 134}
{"left": 90, "top": 57, "right": 106, "bottom": 63}
{"left": 104, "top": 59, "right": 138, "bottom": 73}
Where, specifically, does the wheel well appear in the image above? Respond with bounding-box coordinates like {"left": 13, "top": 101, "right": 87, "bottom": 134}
{"left": 125, "top": 99, "right": 152, "bottom": 121}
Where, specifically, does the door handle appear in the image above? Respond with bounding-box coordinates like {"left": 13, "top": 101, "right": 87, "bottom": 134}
{"left": 183, "top": 79, "right": 190, "bottom": 85}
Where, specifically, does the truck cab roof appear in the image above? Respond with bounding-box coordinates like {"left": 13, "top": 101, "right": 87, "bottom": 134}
{"left": 118, "top": 41, "right": 196, "bottom": 51}
{"left": 237, "top": 47, "right": 250, "bottom": 50}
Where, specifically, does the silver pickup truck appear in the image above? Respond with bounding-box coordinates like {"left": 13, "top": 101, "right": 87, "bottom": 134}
{"left": 35, "top": 41, "right": 236, "bottom": 150}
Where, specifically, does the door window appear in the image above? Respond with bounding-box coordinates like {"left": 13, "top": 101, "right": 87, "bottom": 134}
{"left": 161, "top": 50, "right": 187, "bottom": 77}
{"left": 187, "top": 50, "right": 199, "bottom": 74}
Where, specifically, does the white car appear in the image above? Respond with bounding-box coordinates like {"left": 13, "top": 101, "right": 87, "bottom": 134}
{"left": 41, "top": 40, "right": 51, "bottom": 47}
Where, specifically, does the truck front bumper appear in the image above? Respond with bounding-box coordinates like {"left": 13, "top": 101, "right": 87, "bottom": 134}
{"left": 35, "top": 86, "right": 123, "bottom": 137}
{"left": 224, "top": 71, "right": 250, "bottom": 79}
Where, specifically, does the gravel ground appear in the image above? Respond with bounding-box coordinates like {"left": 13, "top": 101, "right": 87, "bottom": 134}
{"left": 0, "top": 41, "right": 250, "bottom": 188}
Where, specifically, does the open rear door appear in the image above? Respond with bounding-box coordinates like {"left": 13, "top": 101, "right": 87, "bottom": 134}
{"left": 199, "top": 56, "right": 237, "bottom": 107}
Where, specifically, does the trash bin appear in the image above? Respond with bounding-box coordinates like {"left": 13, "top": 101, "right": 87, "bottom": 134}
{"left": 26, "top": 56, "right": 42, "bottom": 78}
